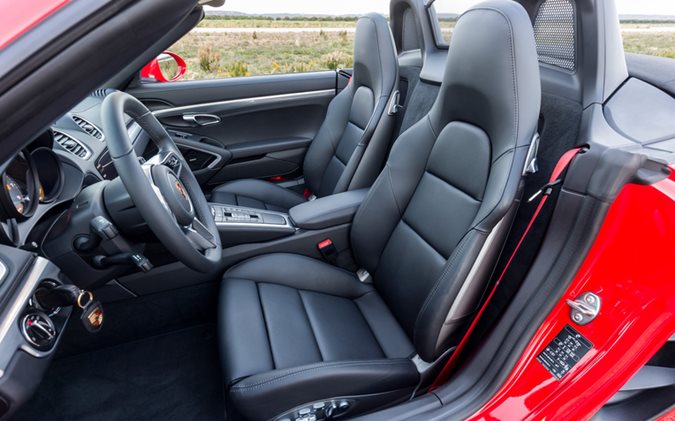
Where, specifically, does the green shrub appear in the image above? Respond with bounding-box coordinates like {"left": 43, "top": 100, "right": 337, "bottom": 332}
{"left": 198, "top": 45, "right": 220, "bottom": 72}
{"left": 227, "top": 61, "right": 251, "bottom": 77}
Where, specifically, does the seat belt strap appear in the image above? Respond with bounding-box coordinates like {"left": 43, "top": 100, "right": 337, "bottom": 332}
{"left": 429, "top": 147, "right": 584, "bottom": 390}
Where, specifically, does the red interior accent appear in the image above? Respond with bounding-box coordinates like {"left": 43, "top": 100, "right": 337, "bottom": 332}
{"left": 317, "top": 239, "right": 333, "bottom": 250}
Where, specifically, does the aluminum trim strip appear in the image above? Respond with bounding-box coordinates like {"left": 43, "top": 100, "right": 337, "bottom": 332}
{"left": 152, "top": 89, "right": 336, "bottom": 118}
{"left": 0, "top": 257, "right": 50, "bottom": 378}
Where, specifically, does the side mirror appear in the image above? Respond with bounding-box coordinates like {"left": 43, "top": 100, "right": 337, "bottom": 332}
{"left": 141, "top": 51, "right": 187, "bottom": 82}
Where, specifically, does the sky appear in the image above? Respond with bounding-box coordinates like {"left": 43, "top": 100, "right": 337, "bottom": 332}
{"left": 205, "top": 0, "right": 675, "bottom": 16}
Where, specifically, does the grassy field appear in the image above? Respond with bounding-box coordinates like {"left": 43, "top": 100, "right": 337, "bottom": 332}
{"left": 170, "top": 30, "right": 354, "bottom": 79}
{"left": 622, "top": 32, "right": 675, "bottom": 58}
{"left": 167, "top": 18, "right": 675, "bottom": 80}
{"left": 197, "top": 18, "right": 357, "bottom": 28}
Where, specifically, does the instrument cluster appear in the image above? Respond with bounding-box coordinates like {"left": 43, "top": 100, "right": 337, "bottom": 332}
{"left": 0, "top": 147, "right": 64, "bottom": 221}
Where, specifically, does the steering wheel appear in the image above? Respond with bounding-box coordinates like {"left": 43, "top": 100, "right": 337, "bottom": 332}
{"left": 101, "top": 92, "right": 222, "bottom": 273}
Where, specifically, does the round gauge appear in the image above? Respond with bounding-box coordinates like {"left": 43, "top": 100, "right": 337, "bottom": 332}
{"left": 31, "top": 147, "right": 64, "bottom": 204}
{"left": 0, "top": 151, "right": 39, "bottom": 220}
{"left": 4, "top": 175, "right": 29, "bottom": 214}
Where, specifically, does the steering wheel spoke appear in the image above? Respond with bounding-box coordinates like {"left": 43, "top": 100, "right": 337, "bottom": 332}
{"left": 184, "top": 218, "right": 217, "bottom": 251}
{"left": 141, "top": 162, "right": 175, "bottom": 219}
{"left": 146, "top": 150, "right": 183, "bottom": 177}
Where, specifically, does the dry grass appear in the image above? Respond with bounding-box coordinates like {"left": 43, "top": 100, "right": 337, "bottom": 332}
{"left": 170, "top": 30, "right": 354, "bottom": 80}
{"left": 166, "top": 20, "right": 675, "bottom": 80}
{"left": 622, "top": 32, "right": 675, "bottom": 59}
{"left": 198, "top": 18, "right": 357, "bottom": 29}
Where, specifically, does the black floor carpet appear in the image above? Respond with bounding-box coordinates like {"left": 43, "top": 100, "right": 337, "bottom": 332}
{"left": 14, "top": 324, "right": 224, "bottom": 421}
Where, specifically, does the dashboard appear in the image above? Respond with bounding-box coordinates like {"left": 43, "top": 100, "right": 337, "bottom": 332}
{"left": 0, "top": 90, "right": 150, "bottom": 250}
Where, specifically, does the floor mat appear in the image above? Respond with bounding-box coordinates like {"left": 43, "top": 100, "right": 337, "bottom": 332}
{"left": 15, "top": 324, "right": 224, "bottom": 421}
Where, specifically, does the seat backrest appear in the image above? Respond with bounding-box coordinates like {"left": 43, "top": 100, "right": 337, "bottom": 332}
{"left": 303, "top": 13, "right": 398, "bottom": 198}
{"left": 351, "top": 0, "right": 541, "bottom": 362}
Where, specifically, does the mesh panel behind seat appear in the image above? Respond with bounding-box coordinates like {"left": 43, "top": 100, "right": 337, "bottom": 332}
{"left": 533, "top": 0, "right": 576, "bottom": 71}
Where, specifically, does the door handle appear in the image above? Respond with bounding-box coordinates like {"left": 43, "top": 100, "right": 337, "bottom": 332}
{"left": 182, "top": 113, "right": 221, "bottom": 126}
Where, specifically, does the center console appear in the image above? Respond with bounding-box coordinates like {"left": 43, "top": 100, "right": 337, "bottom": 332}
{"left": 210, "top": 204, "right": 296, "bottom": 247}
{"left": 211, "top": 189, "right": 370, "bottom": 267}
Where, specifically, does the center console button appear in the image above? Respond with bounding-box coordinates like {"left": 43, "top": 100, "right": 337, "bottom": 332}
{"left": 212, "top": 206, "right": 224, "bottom": 222}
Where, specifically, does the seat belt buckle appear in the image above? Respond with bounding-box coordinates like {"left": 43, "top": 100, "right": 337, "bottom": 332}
{"left": 303, "top": 188, "right": 317, "bottom": 201}
{"left": 317, "top": 239, "right": 338, "bottom": 262}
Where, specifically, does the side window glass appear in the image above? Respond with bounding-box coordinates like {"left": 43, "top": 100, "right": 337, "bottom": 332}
{"left": 141, "top": 1, "right": 390, "bottom": 81}
{"left": 618, "top": 1, "right": 675, "bottom": 59}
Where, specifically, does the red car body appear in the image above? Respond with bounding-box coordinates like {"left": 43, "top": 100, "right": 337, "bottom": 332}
{"left": 0, "top": 0, "right": 69, "bottom": 50}
{"left": 468, "top": 165, "right": 675, "bottom": 420}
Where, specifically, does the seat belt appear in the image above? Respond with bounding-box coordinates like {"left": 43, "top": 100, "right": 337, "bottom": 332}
{"left": 429, "top": 147, "right": 584, "bottom": 390}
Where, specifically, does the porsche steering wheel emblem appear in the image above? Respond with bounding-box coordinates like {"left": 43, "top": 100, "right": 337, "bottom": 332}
{"left": 175, "top": 180, "right": 187, "bottom": 200}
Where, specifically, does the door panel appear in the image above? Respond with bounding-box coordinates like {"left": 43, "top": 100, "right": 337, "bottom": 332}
{"left": 127, "top": 71, "right": 337, "bottom": 188}
{"left": 152, "top": 90, "right": 333, "bottom": 148}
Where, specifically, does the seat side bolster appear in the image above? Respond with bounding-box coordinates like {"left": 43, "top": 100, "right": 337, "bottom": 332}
{"left": 219, "top": 278, "right": 275, "bottom": 386}
{"left": 229, "top": 359, "right": 419, "bottom": 420}
{"left": 413, "top": 229, "right": 489, "bottom": 362}
{"left": 225, "top": 253, "right": 372, "bottom": 299}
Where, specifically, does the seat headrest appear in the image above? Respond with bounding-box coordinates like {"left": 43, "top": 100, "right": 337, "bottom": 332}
{"left": 429, "top": 0, "right": 541, "bottom": 158}
{"left": 352, "top": 13, "right": 398, "bottom": 99}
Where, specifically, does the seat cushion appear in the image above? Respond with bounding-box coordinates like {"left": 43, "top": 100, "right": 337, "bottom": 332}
{"left": 219, "top": 253, "right": 418, "bottom": 420}
{"left": 210, "top": 179, "right": 307, "bottom": 212}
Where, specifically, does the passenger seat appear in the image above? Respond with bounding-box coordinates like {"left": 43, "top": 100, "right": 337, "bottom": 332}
{"left": 210, "top": 13, "right": 399, "bottom": 212}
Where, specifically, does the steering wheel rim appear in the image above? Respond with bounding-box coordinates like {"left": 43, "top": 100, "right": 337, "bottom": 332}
{"left": 101, "top": 92, "right": 222, "bottom": 273}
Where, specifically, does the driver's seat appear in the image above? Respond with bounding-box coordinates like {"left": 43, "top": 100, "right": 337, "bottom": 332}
{"left": 218, "top": 2, "right": 541, "bottom": 419}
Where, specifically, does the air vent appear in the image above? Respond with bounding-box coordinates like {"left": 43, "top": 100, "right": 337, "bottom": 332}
{"left": 53, "top": 130, "right": 91, "bottom": 159}
{"left": 72, "top": 116, "right": 104, "bottom": 141}
{"left": 90, "top": 88, "right": 115, "bottom": 98}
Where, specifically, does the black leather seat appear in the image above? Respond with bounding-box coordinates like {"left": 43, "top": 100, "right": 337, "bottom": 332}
{"left": 218, "top": 2, "right": 541, "bottom": 419}
{"left": 211, "top": 13, "right": 399, "bottom": 213}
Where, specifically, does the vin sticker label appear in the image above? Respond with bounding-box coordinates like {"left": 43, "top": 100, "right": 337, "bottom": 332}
{"left": 536, "top": 324, "right": 593, "bottom": 380}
